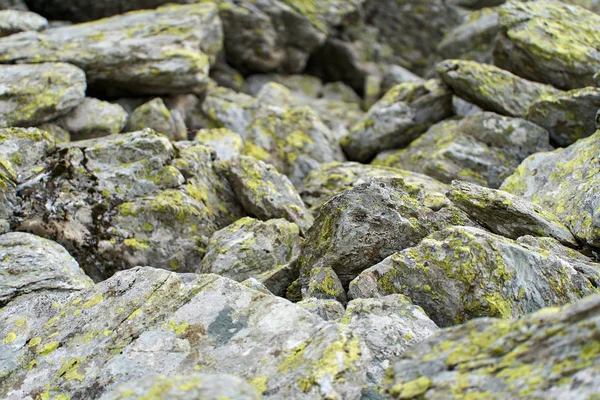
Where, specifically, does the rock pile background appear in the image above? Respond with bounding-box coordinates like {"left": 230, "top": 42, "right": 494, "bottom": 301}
{"left": 1, "top": 0, "right": 600, "bottom": 399}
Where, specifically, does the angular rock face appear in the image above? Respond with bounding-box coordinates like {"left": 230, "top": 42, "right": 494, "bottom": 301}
{"left": 0, "top": 63, "right": 86, "bottom": 128}
{"left": 55, "top": 97, "right": 128, "bottom": 140}
{"left": 386, "top": 294, "right": 600, "bottom": 399}
{"left": 374, "top": 112, "right": 552, "bottom": 188}
{"left": 0, "top": 9, "right": 47, "bottom": 36}
{"left": 193, "top": 128, "right": 243, "bottom": 161}
{"left": 494, "top": 1, "right": 600, "bottom": 90}
{"left": 0, "top": 3, "right": 222, "bottom": 94}
{"left": 501, "top": 129, "right": 600, "bottom": 248}
{"left": 127, "top": 98, "right": 187, "bottom": 141}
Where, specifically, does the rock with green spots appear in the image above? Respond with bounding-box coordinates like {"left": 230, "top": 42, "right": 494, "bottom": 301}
{"left": 193, "top": 128, "right": 243, "bottom": 161}
{"left": 348, "top": 226, "right": 600, "bottom": 327}
{"left": 0, "top": 268, "right": 372, "bottom": 399}
{"left": 381, "top": 65, "right": 424, "bottom": 94}
{"left": 224, "top": 156, "right": 314, "bottom": 233}
{"left": 373, "top": 112, "right": 552, "bottom": 188}
{"left": 342, "top": 80, "right": 453, "bottom": 163}
{"left": 297, "top": 298, "right": 345, "bottom": 321}
{"left": 246, "top": 74, "right": 324, "bottom": 101}
{"left": 437, "top": 59, "right": 562, "bottom": 117}
{"left": 254, "top": 82, "right": 296, "bottom": 108}
{"left": 0, "top": 127, "right": 54, "bottom": 181}
{"left": 210, "top": 57, "right": 246, "bottom": 92}
{"left": 526, "top": 87, "right": 600, "bottom": 147}
{"left": 241, "top": 277, "right": 274, "bottom": 295}
{"left": 0, "top": 9, "right": 46, "bottom": 36}
{"left": 127, "top": 98, "right": 187, "bottom": 141}
{"left": 0, "top": 3, "right": 222, "bottom": 95}
{"left": 448, "top": 180, "right": 577, "bottom": 246}
{"left": 55, "top": 98, "right": 128, "bottom": 141}
{"left": 386, "top": 294, "right": 600, "bottom": 399}
{"left": 37, "top": 123, "right": 70, "bottom": 143}
{"left": 500, "top": 129, "right": 600, "bottom": 248}
{"left": 341, "top": 295, "right": 439, "bottom": 387}
{"left": 253, "top": 258, "right": 299, "bottom": 297}
{"left": 0, "top": 232, "right": 92, "bottom": 305}
{"left": 494, "top": 1, "right": 600, "bottom": 90}
{"left": 304, "top": 266, "right": 347, "bottom": 304}
{"left": 201, "top": 217, "right": 301, "bottom": 282}
{"left": 300, "top": 161, "right": 449, "bottom": 212}
{"left": 201, "top": 85, "right": 256, "bottom": 137}
{"left": 102, "top": 374, "right": 260, "bottom": 400}
{"left": 0, "top": 63, "right": 86, "bottom": 128}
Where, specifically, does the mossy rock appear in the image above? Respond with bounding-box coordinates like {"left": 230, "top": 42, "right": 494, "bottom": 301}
{"left": 56, "top": 97, "right": 128, "bottom": 141}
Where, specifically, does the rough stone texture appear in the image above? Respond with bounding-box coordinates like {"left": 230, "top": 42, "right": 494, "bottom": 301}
{"left": 501, "top": 129, "right": 600, "bottom": 248}
{"left": 304, "top": 266, "right": 347, "bottom": 304}
{"left": 297, "top": 298, "right": 345, "bottom": 321}
{"left": 298, "top": 178, "right": 475, "bottom": 289}
{"left": 0, "top": 232, "right": 92, "bottom": 305}
{"left": 494, "top": 1, "right": 600, "bottom": 90}
{"left": 386, "top": 294, "right": 600, "bottom": 399}
{"left": 0, "top": 3, "right": 222, "bottom": 94}
{"left": 56, "top": 98, "right": 128, "bottom": 141}
{"left": 448, "top": 180, "right": 577, "bottom": 246}
{"left": 0, "top": 9, "right": 46, "bottom": 36}
{"left": 300, "top": 161, "right": 449, "bottom": 212}
{"left": 341, "top": 80, "right": 453, "bottom": 163}
{"left": 437, "top": 59, "right": 562, "bottom": 117}
{"left": 526, "top": 87, "right": 600, "bottom": 147}
{"left": 253, "top": 259, "right": 298, "bottom": 298}
{"left": 101, "top": 374, "right": 260, "bottom": 400}
{"left": 0, "top": 63, "right": 86, "bottom": 128}
{"left": 193, "top": 128, "right": 243, "bottom": 161}
{"left": 201, "top": 85, "right": 256, "bottom": 137}
{"left": 348, "top": 226, "right": 600, "bottom": 327}
{"left": 374, "top": 112, "right": 552, "bottom": 188}
{"left": 201, "top": 217, "right": 301, "bottom": 282}
{"left": 381, "top": 65, "right": 424, "bottom": 94}
{"left": 37, "top": 123, "right": 70, "bottom": 143}
{"left": 127, "top": 98, "right": 187, "bottom": 141}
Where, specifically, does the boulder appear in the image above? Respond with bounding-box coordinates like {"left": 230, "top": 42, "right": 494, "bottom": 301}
{"left": 193, "top": 128, "right": 243, "bottom": 161}
{"left": 0, "top": 9, "right": 46, "bottom": 36}
{"left": 56, "top": 98, "right": 128, "bottom": 140}
{"left": 127, "top": 98, "right": 187, "bottom": 141}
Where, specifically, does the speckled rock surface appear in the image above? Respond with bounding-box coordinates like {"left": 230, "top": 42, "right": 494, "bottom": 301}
{"left": 0, "top": 9, "right": 46, "bottom": 36}
{"left": 193, "top": 128, "right": 243, "bottom": 161}
{"left": 127, "top": 98, "right": 187, "bottom": 141}
{"left": 304, "top": 266, "right": 347, "bottom": 303}
{"left": 297, "top": 298, "right": 345, "bottom": 321}
{"left": 56, "top": 98, "right": 128, "bottom": 140}
{"left": 349, "top": 226, "right": 600, "bottom": 327}
{"left": 0, "top": 63, "right": 86, "bottom": 128}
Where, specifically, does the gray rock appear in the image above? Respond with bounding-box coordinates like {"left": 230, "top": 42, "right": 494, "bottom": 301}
{"left": 0, "top": 10, "right": 46, "bottom": 36}
{"left": 0, "top": 0, "right": 28, "bottom": 11}
{"left": 241, "top": 277, "right": 274, "bottom": 295}
{"left": 193, "top": 128, "right": 243, "bottom": 161}
{"left": 56, "top": 98, "right": 128, "bottom": 141}
{"left": 452, "top": 96, "right": 484, "bottom": 117}
{"left": 37, "top": 123, "right": 70, "bottom": 143}
{"left": 127, "top": 98, "right": 187, "bottom": 141}
{"left": 0, "top": 3, "right": 222, "bottom": 94}
{"left": 448, "top": 180, "right": 577, "bottom": 246}
{"left": 526, "top": 87, "right": 600, "bottom": 147}
{"left": 202, "top": 85, "right": 256, "bottom": 137}
{"left": 437, "top": 59, "right": 562, "bottom": 117}
{"left": 224, "top": 156, "right": 314, "bottom": 233}
{"left": 304, "top": 266, "right": 347, "bottom": 304}
{"left": 254, "top": 82, "right": 296, "bottom": 108}
{"left": 373, "top": 112, "right": 552, "bottom": 188}
{"left": 252, "top": 259, "right": 299, "bottom": 298}
{"left": 0, "top": 232, "right": 92, "bottom": 305}
{"left": 0, "top": 63, "right": 86, "bottom": 127}
{"left": 494, "top": 1, "right": 600, "bottom": 90}
{"left": 501, "top": 129, "right": 600, "bottom": 248}
{"left": 348, "top": 226, "right": 600, "bottom": 327}
{"left": 297, "top": 298, "right": 345, "bottom": 321}
{"left": 386, "top": 294, "right": 600, "bottom": 399}
{"left": 245, "top": 74, "right": 324, "bottom": 100}
{"left": 381, "top": 65, "right": 425, "bottom": 94}
{"left": 342, "top": 80, "right": 453, "bottom": 163}
{"left": 201, "top": 217, "right": 301, "bottom": 282}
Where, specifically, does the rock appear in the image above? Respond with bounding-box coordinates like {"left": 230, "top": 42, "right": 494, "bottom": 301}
{"left": 300, "top": 161, "right": 449, "bottom": 211}
{"left": 0, "top": 3, "right": 222, "bottom": 95}
{"left": 0, "top": 63, "right": 86, "bottom": 127}
{"left": 224, "top": 156, "right": 314, "bottom": 233}
{"left": 386, "top": 294, "right": 600, "bottom": 399}
{"left": 246, "top": 74, "right": 324, "bottom": 100}
{"left": 193, "top": 128, "right": 243, "bottom": 161}
{"left": 0, "top": 10, "right": 46, "bottom": 36}
{"left": 501, "top": 129, "right": 600, "bottom": 248}
{"left": 101, "top": 374, "right": 260, "bottom": 400}
{"left": 348, "top": 226, "right": 600, "bottom": 327}
{"left": 0, "top": 232, "right": 92, "bottom": 305}
{"left": 452, "top": 96, "right": 483, "bottom": 117}
{"left": 209, "top": 56, "right": 246, "bottom": 92}
{"left": 437, "top": 59, "right": 562, "bottom": 117}
{"left": 37, "top": 123, "right": 70, "bottom": 143}
{"left": 494, "top": 1, "right": 600, "bottom": 90}
{"left": 201, "top": 217, "right": 301, "bottom": 282}
{"left": 342, "top": 80, "right": 453, "bottom": 163}
{"left": 526, "top": 87, "right": 600, "bottom": 147}
{"left": 381, "top": 65, "right": 424, "bottom": 94}
{"left": 448, "top": 180, "right": 577, "bottom": 246}
{"left": 0, "top": 0, "right": 28, "bottom": 11}
{"left": 321, "top": 82, "right": 362, "bottom": 104}
{"left": 252, "top": 259, "right": 298, "bottom": 298}
{"left": 244, "top": 105, "right": 344, "bottom": 186}
{"left": 55, "top": 98, "right": 128, "bottom": 141}
{"left": 297, "top": 298, "right": 345, "bottom": 321}
{"left": 127, "top": 98, "right": 187, "bottom": 141}
{"left": 201, "top": 85, "right": 256, "bottom": 137}
{"left": 254, "top": 82, "right": 296, "bottom": 108}
{"left": 304, "top": 266, "right": 347, "bottom": 304}
{"left": 374, "top": 112, "right": 552, "bottom": 188}
{"left": 241, "top": 277, "right": 273, "bottom": 295}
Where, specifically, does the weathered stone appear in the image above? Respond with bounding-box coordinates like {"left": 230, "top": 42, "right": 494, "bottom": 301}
{"left": 127, "top": 98, "right": 187, "bottom": 141}
{"left": 224, "top": 156, "right": 314, "bottom": 233}
{"left": 494, "top": 1, "right": 600, "bottom": 90}
{"left": 0, "top": 63, "right": 86, "bottom": 127}
{"left": 448, "top": 180, "right": 577, "bottom": 246}
{"left": 381, "top": 65, "right": 424, "bottom": 94}
{"left": 201, "top": 85, "right": 256, "bottom": 137}
{"left": 374, "top": 112, "right": 552, "bottom": 188}
{"left": 501, "top": 129, "right": 600, "bottom": 248}
{"left": 349, "top": 226, "right": 600, "bottom": 327}
{"left": 56, "top": 98, "right": 128, "bottom": 141}
{"left": 0, "top": 3, "right": 222, "bottom": 94}
{"left": 37, "top": 123, "right": 70, "bottom": 143}
{"left": 193, "top": 128, "right": 243, "bottom": 161}
{"left": 246, "top": 74, "right": 323, "bottom": 100}
{"left": 254, "top": 82, "right": 296, "bottom": 108}
{"left": 386, "top": 295, "right": 600, "bottom": 399}
{"left": 241, "top": 277, "right": 273, "bottom": 295}
{"left": 201, "top": 217, "right": 301, "bottom": 282}
{"left": 437, "top": 59, "right": 562, "bottom": 117}
{"left": 304, "top": 266, "right": 347, "bottom": 304}
{"left": 526, "top": 87, "right": 600, "bottom": 147}
{"left": 253, "top": 259, "right": 299, "bottom": 298}
{"left": 342, "top": 80, "right": 453, "bottom": 163}
{"left": 0, "top": 0, "right": 28, "bottom": 11}
{"left": 0, "top": 9, "right": 46, "bottom": 36}
{"left": 0, "top": 232, "right": 92, "bottom": 305}
{"left": 297, "top": 298, "right": 345, "bottom": 321}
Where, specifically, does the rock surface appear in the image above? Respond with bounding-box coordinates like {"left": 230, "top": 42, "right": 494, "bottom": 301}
{"left": 56, "top": 98, "right": 128, "bottom": 140}
{"left": 127, "top": 98, "right": 187, "bottom": 141}
{"left": 0, "top": 9, "right": 47, "bottom": 36}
